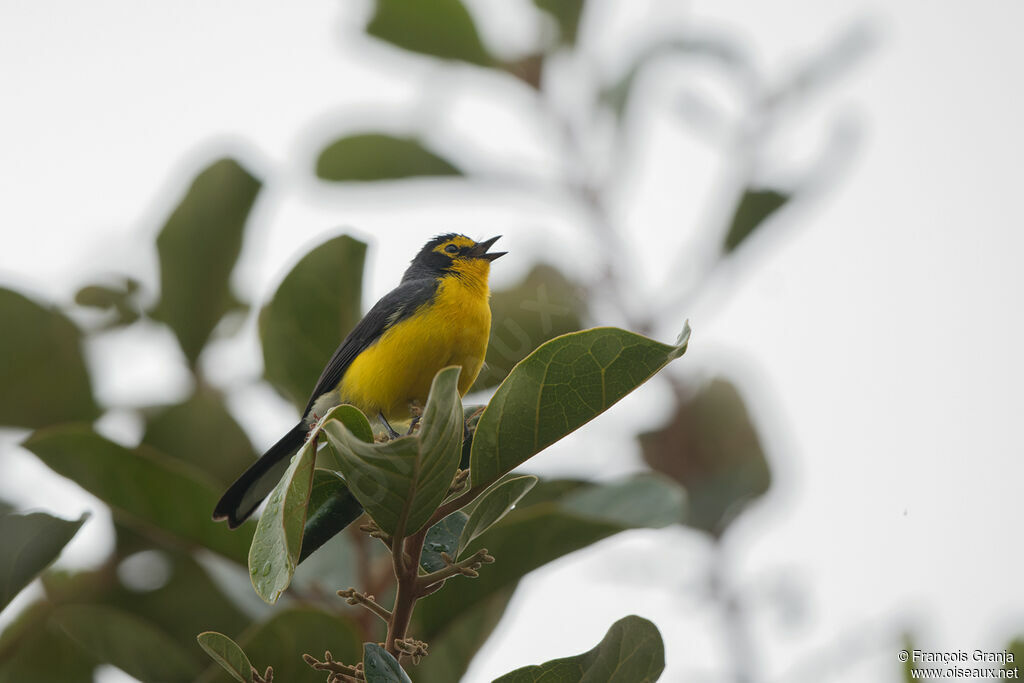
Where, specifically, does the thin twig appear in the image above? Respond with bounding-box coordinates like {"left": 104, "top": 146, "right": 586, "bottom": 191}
{"left": 338, "top": 588, "right": 392, "bottom": 623}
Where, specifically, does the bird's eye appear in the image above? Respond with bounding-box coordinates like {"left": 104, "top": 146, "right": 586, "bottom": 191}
{"left": 445, "top": 244, "right": 459, "bottom": 254}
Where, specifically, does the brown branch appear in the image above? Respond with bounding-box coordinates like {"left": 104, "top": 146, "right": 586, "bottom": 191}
{"left": 337, "top": 588, "right": 392, "bottom": 623}
{"left": 416, "top": 549, "right": 495, "bottom": 593}
{"left": 302, "top": 651, "right": 363, "bottom": 682}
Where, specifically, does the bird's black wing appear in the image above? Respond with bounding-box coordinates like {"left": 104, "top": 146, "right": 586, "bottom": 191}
{"left": 302, "top": 276, "right": 438, "bottom": 416}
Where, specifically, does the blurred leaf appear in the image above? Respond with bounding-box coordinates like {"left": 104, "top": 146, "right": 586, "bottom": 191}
{"left": 723, "top": 188, "right": 790, "bottom": 253}
{"left": 0, "top": 288, "right": 98, "bottom": 428}
{"left": 298, "top": 470, "right": 364, "bottom": 563}
{"left": 197, "top": 632, "right": 254, "bottom": 683}
{"left": 316, "top": 134, "right": 461, "bottom": 182}
{"left": 74, "top": 277, "right": 142, "bottom": 328}
{"left": 324, "top": 367, "right": 463, "bottom": 537}
{"left": 54, "top": 603, "right": 198, "bottom": 682}
{"left": 472, "top": 264, "right": 585, "bottom": 391}
{"left": 197, "top": 607, "right": 362, "bottom": 683}
{"left": 142, "top": 385, "right": 257, "bottom": 487}
{"left": 1006, "top": 637, "right": 1024, "bottom": 674}
{"left": 560, "top": 473, "right": 685, "bottom": 528}
{"left": 23, "top": 425, "right": 254, "bottom": 564}
{"left": 366, "top": 0, "right": 494, "bottom": 66}
{"left": 470, "top": 324, "right": 691, "bottom": 488}
{"left": 416, "top": 476, "right": 684, "bottom": 639}
{"left": 458, "top": 475, "right": 537, "bottom": 557}
{"left": 493, "top": 615, "right": 664, "bottom": 682}
{"left": 601, "top": 37, "right": 752, "bottom": 120}
{"left": 413, "top": 586, "right": 515, "bottom": 683}
{"left": 534, "top": 0, "right": 585, "bottom": 46}
{"left": 249, "top": 437, "right": 317, "bottom": 604}
{"left": 640, "top": 378, "right": 770, "bottom": 537}
{"left": 0, "top": 512, "right": 87, "bottom": 611}
{"left": 0, "top": 605, "right": 96, "bottom": 683}
{"left": 152, "top": 158, "right": 261, "bottom": 365}
{"left": 420, "top": 511, "right": 468, "bottom": 572}
{"left": 260, "top": 235, "right": 366, "bottom": 411}
{"left": 363, "top": 643, "right": 410, "bottom": 683}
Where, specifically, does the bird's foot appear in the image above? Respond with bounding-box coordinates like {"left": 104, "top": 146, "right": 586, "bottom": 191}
{"left": 378, "top": 412, "right": 401, "bottom": 440}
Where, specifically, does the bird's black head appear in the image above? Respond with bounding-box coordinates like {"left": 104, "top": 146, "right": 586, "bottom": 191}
{"left": 403, "top": 233, "right": 506, "bottom": 282}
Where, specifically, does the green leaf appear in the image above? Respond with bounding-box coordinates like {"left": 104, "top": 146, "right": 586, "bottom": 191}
{"left": 298, "top": 470, "right": 365, "bottom": 563}
{"left": 0, "top": 287, "right": 98, "bottom": 428}
{"left": 74, "top": 276, "right": 141, "bottom": 328}
{"left": 723, "top": 188, "right": 790, "bottom": 253}
{"left": 324, "top": 367, "right": 464, "bottom": 537}
{"left": 260, "top": 235, "right": 366, "bottom": 410}
{"left": 196, "top": 607, "right": 362, "bottom": 683}
{"left": 152, "top": 158, "right": 261, "bottom": 365}
{"left": 470, "top": 324, "right": 691, "bottom": 488}
{"left": 559, "top": 473, "right": 685, "bottom": 528}
{"left": 53, "top": 604, "right": 199, "bottom": 682}
{"left": 534, "top": 0, "right": 585, "bottom": 46}
{"left": 248, "top": 437, "right": 317, "bottom": 604}
{"left": 471, "top": 264, "right": 585, "bottom": 392}
{"left": 420, "top": 511, "right": 468, "bottom": 572}
{"left": 23, "top": 425, "right": 254, "bottom": 564}
{"left": 366, "top": 0, "right": 494, "bottom": 66}
{"left": 0, "top": 512, "right": 87, "bottom": 611}
{"left": 458, "top": 475, "right": 537, "bottom": 556}
{"left": 316, "top": 134, "right": 461, "bottom": 182}
{"left": 415, "top": 476, "right": 684, "bottom": 640}
{"left": 0, "top": 606, "right": 97, "bottom": 683}
{"left": 197, "top": 632, "right": 254, "bottom": 683}
{"left": 142, "top": 385, "right": 257, "bottom": 487}
{"left": 413, "top": 586, "right": 515, "bottom": 683}
{"left": 493, "top": 615, "right": 665, "bottom": 682}
{"left": 639, "top": 378, "right": 770, "bottom": 537}
{"left": 362, "top": 643, "right": 411, "bottom": 683}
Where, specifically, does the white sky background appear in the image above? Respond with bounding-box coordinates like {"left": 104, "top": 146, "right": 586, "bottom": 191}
{"left": 1, "top": 1, "right": 1023, "bottom": 682}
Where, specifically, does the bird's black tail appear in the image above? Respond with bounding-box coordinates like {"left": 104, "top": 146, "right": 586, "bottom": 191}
{"left": 213, "top": 423, "right": 307, "bottom": 529}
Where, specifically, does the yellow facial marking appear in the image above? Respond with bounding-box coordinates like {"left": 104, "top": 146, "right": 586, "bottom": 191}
{"left": 432, "top": 235, "right": 477, "bottom": 255}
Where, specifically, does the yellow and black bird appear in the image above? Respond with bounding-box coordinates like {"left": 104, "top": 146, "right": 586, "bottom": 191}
{"left": 213, "top": 234, "right": 505, "bottom": 528}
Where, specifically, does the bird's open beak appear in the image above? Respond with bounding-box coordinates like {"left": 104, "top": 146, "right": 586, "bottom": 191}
{"left": 474, "top": 235, "right": 507, "bottom": 261}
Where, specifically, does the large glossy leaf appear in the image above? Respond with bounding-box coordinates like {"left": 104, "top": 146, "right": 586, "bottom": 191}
{"left": 23, "top": 426, "right": 253, "bottom": 564}
{"left": 493, "top": 615, "right": 665, "bottom": 682}
{"left": 470, "top": 325, "right": 691, "bottom": 488}
{"left": 0, "top": 512, "right": 87, "bottom": 611}
{"left": 363, "top": 643, "right": 411, "bottom": 683}
{"left": 196, "top": 607, "right": 362, "bottom": 683}
{"left": 366, "top": 0, "right": 494, "bottom": 66}
{"left": 0, "top": 288, "right": 98, "bottom": 428}
{"left": 458, "top": 475, "right": 537, "bottom": 557}
{"left": 413, "top": 586, "right": 516, "bottom": 683}
{"left": 723, "top": 188, "right": 791, "bottom": 253}
{"left": 639, "top": 378, "right": 770, "bottom": 537}
{"left": 142, "top": 385, "right": 257, "bottom": 487}
{"left": 260, "top": 235, "right": 366, "bottom": 411}
{"left": 415, "top": 476, "right": 684, "bottom": 639}
{"left": 324, "top": 367, "right": 463, "bottom": 537}
{"left": 534, "top": 0, "right": 585, "bottom": 46}
{"left": 152, "top": 158, "right": 261, "bottom": 365}
{"left": 54, "top": 604, "right": 199, "bottom": 682}
{"left": 298, "top": 470, "right": 365, "bottom": 563}
{"left": 471, "top": 264, "right": 585, "bottom": 391}
{"left": 197, "top": 632, "right": 255, "bottom": 683}
{"left": 316, "top": 134, "right": 461, "bottom": 182}
{"left": 249, "top": 437, "right": 317, "bottom": 604}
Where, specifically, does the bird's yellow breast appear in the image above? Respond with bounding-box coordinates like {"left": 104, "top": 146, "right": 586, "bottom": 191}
{"left": 337, "top": 274, "right": 491, "bottom": 421}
